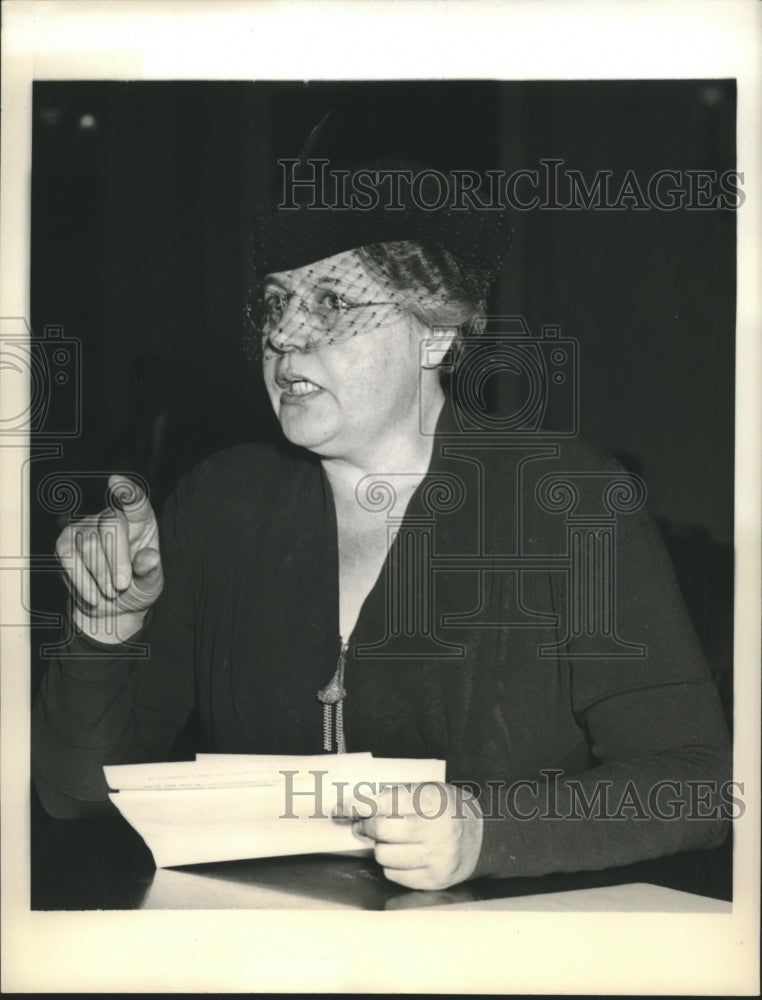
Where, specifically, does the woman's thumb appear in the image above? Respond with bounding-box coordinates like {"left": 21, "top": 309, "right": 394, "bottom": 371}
{"left": 132, "top": 546, "right": 162, "bottom": 581}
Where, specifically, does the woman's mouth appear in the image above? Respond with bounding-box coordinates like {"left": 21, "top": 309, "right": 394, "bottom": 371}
{"left": 281, "top": 377, "right": 323, "bottom": 400}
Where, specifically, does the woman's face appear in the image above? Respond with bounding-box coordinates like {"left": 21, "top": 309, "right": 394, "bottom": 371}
{"left": 261, "top": 249, "right": 430, "bottom": 462}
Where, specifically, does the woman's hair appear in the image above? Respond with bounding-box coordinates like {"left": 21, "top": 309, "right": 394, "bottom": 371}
{"left": 357, "top": 240, "right": 486, "bottom": 342}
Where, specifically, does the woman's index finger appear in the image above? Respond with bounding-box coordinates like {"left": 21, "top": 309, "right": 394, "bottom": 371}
{"left": 98, "top": 507, "right": 132, "bottom": 591}
{"left": 107, "top": 475, "right": 156, "bottom": 525}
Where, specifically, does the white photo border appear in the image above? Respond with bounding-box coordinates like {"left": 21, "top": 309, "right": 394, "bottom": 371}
{"left": 1, "top": 1, "right": 759, "bottom": 994}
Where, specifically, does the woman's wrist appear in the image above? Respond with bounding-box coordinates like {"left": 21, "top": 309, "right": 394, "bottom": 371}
{"left": 72, "top": 606, "right": 148, "bottom": 645}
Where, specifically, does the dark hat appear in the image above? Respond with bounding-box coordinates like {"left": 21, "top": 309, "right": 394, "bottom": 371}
{"left": 248, "top": 159, "right": 513, "bottom": 298}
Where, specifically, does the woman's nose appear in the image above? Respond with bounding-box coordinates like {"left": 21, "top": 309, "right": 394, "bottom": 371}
{"left": 267, "top": 296, "right": 312, "bottom": 353}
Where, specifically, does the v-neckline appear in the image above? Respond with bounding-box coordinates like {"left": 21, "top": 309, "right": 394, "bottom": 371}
{"left": 320, "top": 402, "right": 453, "bottom": 654}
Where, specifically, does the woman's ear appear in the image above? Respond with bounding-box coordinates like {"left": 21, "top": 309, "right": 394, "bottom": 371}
{"left": 420, "top": 324, "right": 459, "bottom": 370}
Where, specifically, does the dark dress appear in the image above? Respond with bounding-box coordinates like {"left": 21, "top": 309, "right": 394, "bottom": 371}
{"left": 32, "top": 399, "right": 731, "bottom": 879}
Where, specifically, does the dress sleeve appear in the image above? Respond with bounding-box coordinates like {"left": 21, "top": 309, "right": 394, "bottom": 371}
{"left": 31, "top": 469, "right": 201, "bottom": 819}
{"left": 472, "top": 460, "right": 732, "bottom": 880}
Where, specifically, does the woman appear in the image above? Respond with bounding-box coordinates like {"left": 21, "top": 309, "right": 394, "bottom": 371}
{"left": 33, "top": 196, "right": 732, "bottom": 891}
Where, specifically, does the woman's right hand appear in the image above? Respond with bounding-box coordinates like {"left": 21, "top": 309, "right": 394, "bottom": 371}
{"left": 55, "top": 475, "right": 164, "bottom": 644}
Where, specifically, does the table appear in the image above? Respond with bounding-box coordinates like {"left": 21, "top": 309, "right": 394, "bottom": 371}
{"left": 31, "top": 813, "right": 732, "bottom": 912}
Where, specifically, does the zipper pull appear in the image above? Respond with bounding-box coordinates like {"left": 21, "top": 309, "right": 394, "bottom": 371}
{"left": 316, "top": 671, "right": 346, "bottom": 705}
{"left": 317, "top": 640, "right": 348, "bottom": 753}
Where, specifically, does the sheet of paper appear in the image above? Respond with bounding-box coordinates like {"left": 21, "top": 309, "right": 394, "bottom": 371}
{"left": 110, "top": 785, "right": 374, "bottom": 867}
{"left": 107, "top": 754, "right": 446, "bottom": 867}
{"left": 104, "top": 752, "right": 373, "bottom": 791}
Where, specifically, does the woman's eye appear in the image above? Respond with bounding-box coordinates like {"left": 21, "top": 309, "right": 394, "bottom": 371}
{"left": 263, "top": 292, "right": 287, "bottom": 323}
{"left": 319, "top": 291, "right": 348, "bottom": 313}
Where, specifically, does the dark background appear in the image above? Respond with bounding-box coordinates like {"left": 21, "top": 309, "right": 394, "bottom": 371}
{"left": 30, "top": 80, "right": 735, "bottom": 718}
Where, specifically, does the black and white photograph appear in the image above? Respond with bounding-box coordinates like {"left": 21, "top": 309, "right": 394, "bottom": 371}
{"left": 1, "top": 2, "right": 759, "bottom": 995}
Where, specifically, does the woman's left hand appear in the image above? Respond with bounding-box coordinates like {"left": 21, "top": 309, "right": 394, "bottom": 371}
{"left": 336, "top": 782, "right": 484, "bottom": 891}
